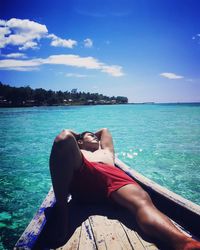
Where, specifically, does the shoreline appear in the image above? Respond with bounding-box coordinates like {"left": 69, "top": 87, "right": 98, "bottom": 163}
{"left": 1, "top": 102, "right": 200, "bottom": 108}
{"left": 0, "top": 103, "right": 128, "bottom": 108}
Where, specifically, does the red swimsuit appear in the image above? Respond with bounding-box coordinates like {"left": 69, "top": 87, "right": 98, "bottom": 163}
{"left": 70, "top": 155, "right": 139, "bottom": 202}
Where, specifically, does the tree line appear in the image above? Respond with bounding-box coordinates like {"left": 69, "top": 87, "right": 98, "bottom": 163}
{"left": 0, "top": 82, "right": 128, "bottom": 107}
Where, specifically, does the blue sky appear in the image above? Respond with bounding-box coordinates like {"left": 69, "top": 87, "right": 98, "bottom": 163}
{"left": 1, "top": 0, "right": 200, "bottom": 103}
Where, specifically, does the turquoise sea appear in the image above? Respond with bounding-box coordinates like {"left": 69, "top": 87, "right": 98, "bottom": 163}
{"left": 0, "top": 104, "right": 200, "bottom": 249}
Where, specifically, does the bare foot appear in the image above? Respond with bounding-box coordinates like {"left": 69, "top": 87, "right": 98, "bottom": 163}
{"left": 178, "top": 238, "right": 200, "bottom": 250}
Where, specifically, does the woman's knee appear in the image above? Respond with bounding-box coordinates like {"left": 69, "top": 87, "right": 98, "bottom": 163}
{"left": 50, "top": 130, "right": 82, "bottom": 171}
{"left": 51, "top": 130, "right": 78, "bottom": 155}
{"left": 54, "top": 130, "right": 75, "bottom": 144}
{"left": 50, "top": 130, "right": 80, "bottom": 167}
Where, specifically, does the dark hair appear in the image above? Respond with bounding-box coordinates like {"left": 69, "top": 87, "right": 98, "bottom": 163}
{"left": 77, "top": 131, "right": 94, "bottom": 140}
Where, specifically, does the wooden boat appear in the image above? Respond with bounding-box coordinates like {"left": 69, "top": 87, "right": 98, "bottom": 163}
{"left": 14, "top": 158, "right": 200, "bottom": 249}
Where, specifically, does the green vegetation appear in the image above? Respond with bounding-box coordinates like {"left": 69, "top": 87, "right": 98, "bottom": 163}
{"left": 0, "top": 82, "right": 128, "bottom": 107}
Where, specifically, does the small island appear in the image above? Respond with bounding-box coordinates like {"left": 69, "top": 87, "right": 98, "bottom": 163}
{"left": 0, "top": 82, "right": 128, "bottom": 107}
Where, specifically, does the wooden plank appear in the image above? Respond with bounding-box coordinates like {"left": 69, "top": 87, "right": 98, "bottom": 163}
{"left": 89, "top": 215, "right": 132, "bottom": 250}
{"left": 120, "top": 223, "right": 147, "bottom": 250}
{"left": 121, "top": 217, "right": 190, "bottom": 250}
{"left": 135, "top": 232, "right": 158, "bottom": 250}
{"left": 79, "top": 219, "right": 97, "bottom": 250}
{"left": 55, "top": 225, "right": 81, "bottom": 250}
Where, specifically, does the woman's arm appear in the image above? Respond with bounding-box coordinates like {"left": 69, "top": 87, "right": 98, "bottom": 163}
{"left": 94, "top": 128, "right": 114, "bottom": 155}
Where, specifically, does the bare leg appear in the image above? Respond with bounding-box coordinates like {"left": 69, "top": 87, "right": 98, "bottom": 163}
{"left": 50, "top": 130, "right": 83, "bottom": 204}
{"left": 111, "top": 184, "right": 200, "bottom": 250}
{"left": 49, "top": 130, "right": 83, "bottom": 244}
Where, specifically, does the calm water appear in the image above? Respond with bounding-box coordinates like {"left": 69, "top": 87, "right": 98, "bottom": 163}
{"left": 0, "top": 104, "right": 200, "bottom": 249}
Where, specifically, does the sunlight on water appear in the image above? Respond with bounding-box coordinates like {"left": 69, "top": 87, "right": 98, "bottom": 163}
{"left": 0, "top": 104, "right": 200, "bottom": 249}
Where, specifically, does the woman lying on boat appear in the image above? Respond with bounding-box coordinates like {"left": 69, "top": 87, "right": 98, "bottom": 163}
{"left": 50, "top": 128, "right": 200, "bottom": 250}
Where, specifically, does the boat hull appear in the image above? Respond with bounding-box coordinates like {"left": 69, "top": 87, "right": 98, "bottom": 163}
{"left": 14, "top": 158, "right": 200, "bottom": 249}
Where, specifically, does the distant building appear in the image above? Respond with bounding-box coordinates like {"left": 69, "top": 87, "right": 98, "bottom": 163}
{"left": 87, "top": 100, "right": 94, "bottom": 105}
{"left": 99, "top": 100, "right": 106, "bottom": 104}
{"left": 26, "top": 100, "right": 35, "bottom": 104}
{"left": 0, "top": 96, "right": 7, "bottom": 104}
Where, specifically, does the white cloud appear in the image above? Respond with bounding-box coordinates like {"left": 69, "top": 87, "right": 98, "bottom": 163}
{"left": 48, "top": 34, "right": 77, "bottom": 48}
{"left": 0, "top": 54, "right": 124, "bottom": 77}
{"left": 192, "top": 33, "right": 200, "bottom": 42}
{"left": 44, "top": 54, "right": 102, "bottom": 69}
{"left": 0, "top": 27, "right": 11, "bottom": 48}
{"left": 0, "top": 58, "right": 42, "bottom": 68}
{"left": 19, "top": 41, "right": 39, "bottom": 50}
{"left": 0, "top": 18, "right": 48, "bottom": 50}
{"left": 101, "top": 65, "right": 124, "bottom": 77}
{"left": 84, "top": 38, "right": 93, "bottom": 48}
{"left": 160, "top": 72, "right": 184, "bottom": 80}
{"left": 0, "top": 27, "right": 11, "bottom": 36}
{"left": 0, "top": 18, "right": 77, "bottom": 50}
{"left": 6, "top": 18, "right": 47, "bottom": 34}
{"left": 0, "top": 20, "right": 6, "bottom": 26}
{"left": 3, "top": 53, "right": 27, "bottom": 58}
{"left": 3, "top": 67, "right": 39, "bottom": 71}
{"left": 65, "top": 73, "right": 88, "bottom": 78}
